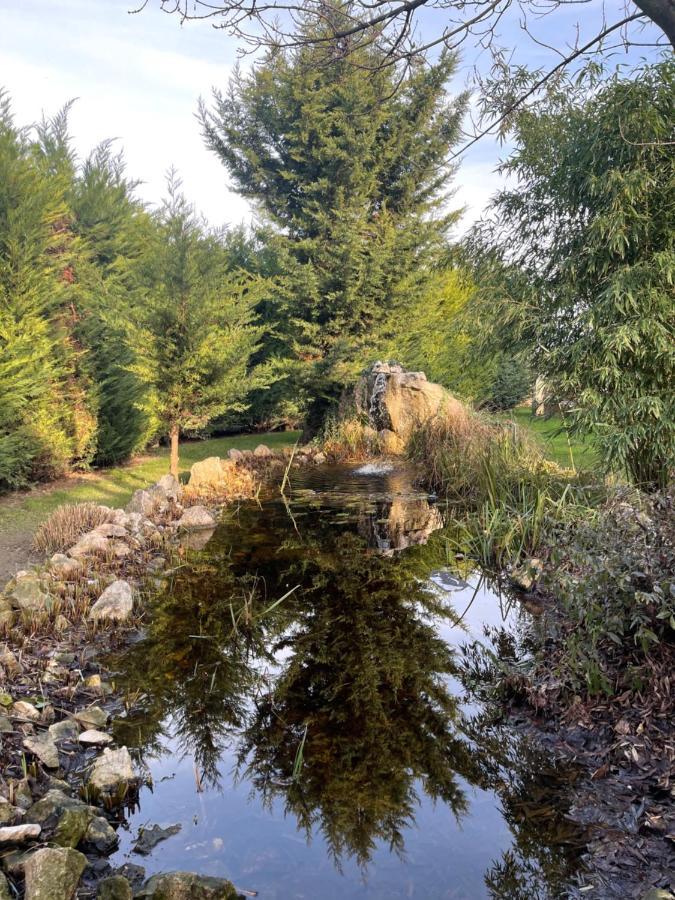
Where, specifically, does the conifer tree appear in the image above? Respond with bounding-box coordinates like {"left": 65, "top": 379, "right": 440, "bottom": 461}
{"left": 0, "top": 93, "right": 92, "bottom": 489}
{"left": 201, "top": 15, "right": 466, "bottom": 432}
{"left": 70, "top": 141, "right": 157, "bottom": 464}
{"left": 132, "top": 173, "right": 267, "bottom": 476}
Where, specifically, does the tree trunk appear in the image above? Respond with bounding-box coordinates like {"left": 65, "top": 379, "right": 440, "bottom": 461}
{"left": 633, "top": 0, "right": 675, "bottom": 48}
{"left": 169, "top": 424, "right": 180, "bottom": 478}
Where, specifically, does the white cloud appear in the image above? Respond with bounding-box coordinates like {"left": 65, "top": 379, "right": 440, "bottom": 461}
{"left": 0, "top": 0, "right": 252, "bottom": 226}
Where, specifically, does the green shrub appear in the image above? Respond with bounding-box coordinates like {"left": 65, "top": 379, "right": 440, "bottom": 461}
{"left": 542, "top": 493, "right": 675, "bottom": 695}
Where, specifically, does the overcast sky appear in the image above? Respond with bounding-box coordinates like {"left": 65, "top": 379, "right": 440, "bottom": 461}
{"left": 0, "top": 0, "right": 662, "bottom": 235}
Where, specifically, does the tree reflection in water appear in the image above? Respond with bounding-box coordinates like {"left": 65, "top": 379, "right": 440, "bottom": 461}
{"left": 111, "top": 479, "right": 584, "bottom": 894}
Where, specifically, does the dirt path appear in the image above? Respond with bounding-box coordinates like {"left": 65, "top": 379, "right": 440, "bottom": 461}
{"left": 0, "top": 473, "right": 103, "bottom": 585}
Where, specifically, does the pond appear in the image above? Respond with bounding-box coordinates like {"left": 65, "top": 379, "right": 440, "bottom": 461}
{"left": 107, "top": 463, "right": 586, "bottom": 898}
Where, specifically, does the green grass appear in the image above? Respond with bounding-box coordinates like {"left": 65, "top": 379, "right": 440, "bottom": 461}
{"left": 0, "top": 432, "right": 299, "bottom": 536}
{"left": 506, "top": 408, "right": 597, "bottom": 470}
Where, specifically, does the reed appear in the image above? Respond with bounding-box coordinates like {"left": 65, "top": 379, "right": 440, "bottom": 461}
{"left": 408, "top": 405, "right": 594, "bottom": 570}
{"left": 320, "top": 415, "right": 381, "bottom": 462}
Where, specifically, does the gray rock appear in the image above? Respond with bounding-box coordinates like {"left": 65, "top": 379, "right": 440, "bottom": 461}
{"left": 23, "top": 846, "right": 86, "bottom": 900}
{"left": 85, "top": 816, "right": 119, "bottom": 854}
{"left": 177, "top": 506, "right": 216, "bottom": 530}
{"left": 6, "top": 573, "right": 52, "bottom": 613}
{"left": 132, "top": 823, "right": 181, "bottom": 855}
{"left": 52, "top": 807, "right": 91, "bottom": 848}
{"left": 313, "top": 451, "right": 327, "bottom": 464}
{"left": 49, "top": 554, "right": 83, "bottom": 579}
{"left": 0, "top": 824, "right": 41, "bottom": 843}
{"left": 123, "top": 512, "right": 146, "bottom": 533}
{"left": 0, "top": 645, "right": 22, "bottom": 676}
{"left": 98, "top": 875, "right": 132, "bottom": 900}
{"left": 253, "top": 443, "right": 273, "bottom": 457}
{"left": 155, "top": 474, "right": 182, "bottom": 502}
{"left": 49, "top": 719, "right": 80, "bottom": 744}
{"left": 75, "top": 705, "right": 108, "bottom": 729}
{"left": 227, "top": 448, "right": 244, "bottom": 461}
{"left": 0, "top": 716, "right": 12, "bottom": 734}
{"left": 25, "top": 789, "right": 98, "bottom": 849}
{"left": 93, "top": 523, "right": 128, "bottom": 539}
{"left": 78, "top": 729, "right": 112, "bottom": 746}
{"left": 25, "top": 790, "right": 94, "bottom": 827}
{"left": 126, "top": 489, "right": 160, "bottom": 517}
{"left": 88, "top": 746, "right": 135, "bottom": 795}
{"left": 137, "top": 871, "right": 238, "bottom": 899}
{"left": 68, "top": 530, "right": 109, "bottom": 559}
{"left": 46, "top": 776, "right": 72, "bottom": 794}
{"left": 23, "top": 734, "right": 59, "bottom": 769}
{"left": 11, "top": 700, "right": 40, "bottom": 721}
{"left": 89, "top": 580, "right": 133, "bottom": 623}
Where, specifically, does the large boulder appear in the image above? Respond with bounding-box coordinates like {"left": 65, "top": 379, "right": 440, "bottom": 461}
{"left": 23, "top": 846, "right": 86, "bottom": 900}
{"left": 356, "top": 361, "right": 463, "bottom": 450}
{"left": 187, "top": 457, "right": 227, "bottom": 491}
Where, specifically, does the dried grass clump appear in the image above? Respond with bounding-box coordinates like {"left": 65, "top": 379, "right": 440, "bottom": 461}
{"left": 33, "top": 502, "right": 112, "bottom": 555}
{"left": 406, "top": 404, "right": 549, "bottom": 502}
{"left": 321, "top": 416, "right": 382, "bottom": 462}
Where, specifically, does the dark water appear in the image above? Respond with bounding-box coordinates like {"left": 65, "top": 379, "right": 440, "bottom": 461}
{"left": 108, "top": 464, "right": 584, "bottom": 898}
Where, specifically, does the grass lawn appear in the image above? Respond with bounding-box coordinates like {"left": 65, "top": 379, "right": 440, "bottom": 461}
{"left": 507, "top": 408, "right": 598, "bottom": 470}
{"left": 0, "top": 432, "right": 300, "bottom": 537}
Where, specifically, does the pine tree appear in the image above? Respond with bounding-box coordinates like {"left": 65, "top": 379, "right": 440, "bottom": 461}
{"left": 132, "top": 173, "right": 267, "bottom": 476}
{"left": 201, "top": 14, "right": 466, "bottom": 433}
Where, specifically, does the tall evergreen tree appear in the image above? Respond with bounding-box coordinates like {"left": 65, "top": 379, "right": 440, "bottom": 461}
{"left": 201, "top": 15, "right": 466, "bottom": 432}
{"left": 70, "top": 141, "right": 157, "bottom": 464}
{"left": 34, "top": 105, "right": 156, "bottom": 468}
{"left": 132, "top": 173, "right": 267, "bottom": 476}
{"left": 0, "top": 93, "right": 93, "bottom": 489}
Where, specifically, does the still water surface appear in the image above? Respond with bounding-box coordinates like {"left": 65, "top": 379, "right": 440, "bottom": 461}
{"left": 108, "top": 464, "right": 584, "bottom": 898}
